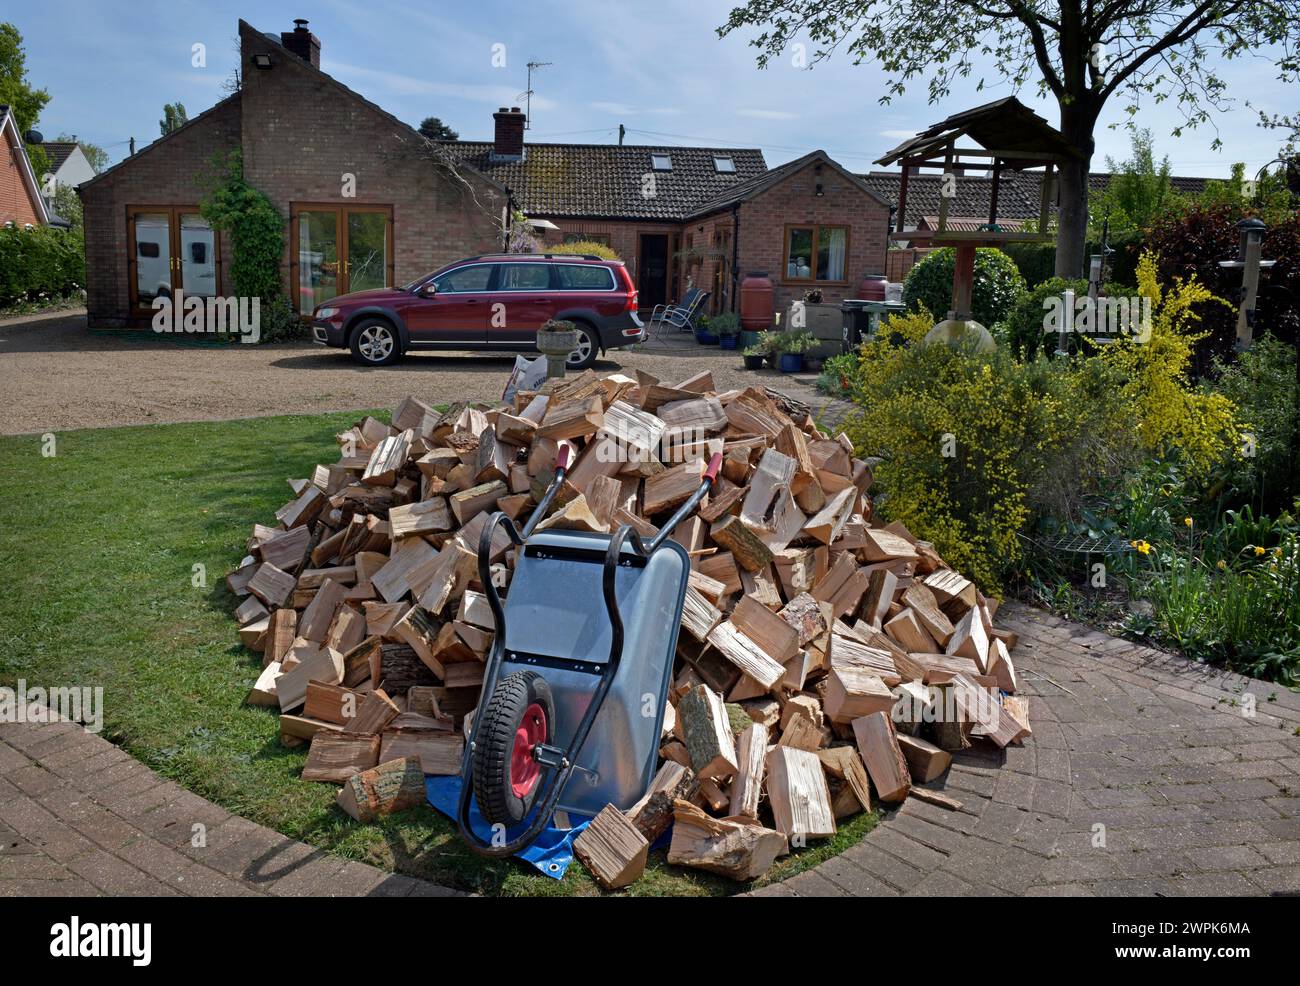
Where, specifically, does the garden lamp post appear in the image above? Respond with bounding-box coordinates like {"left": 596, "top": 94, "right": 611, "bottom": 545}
{"left": 1217, "top": 218, "right": 1275, "bottom": 351}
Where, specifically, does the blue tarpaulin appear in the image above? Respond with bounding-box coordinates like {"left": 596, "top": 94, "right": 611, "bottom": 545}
{"left": 425, "top": 775, "right": 591, "bottom": 880}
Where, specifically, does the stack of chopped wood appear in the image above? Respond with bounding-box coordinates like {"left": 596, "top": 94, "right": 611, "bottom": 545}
{"left": 228, "top": 367, "right": 1028, "bottom": 888}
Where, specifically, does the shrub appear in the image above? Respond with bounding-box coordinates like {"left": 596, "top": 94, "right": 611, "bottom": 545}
{"left": 0, "top": 224, "right": 84, "bottom": 306}
{"left": 840, "top": 256, "right": 1242, "bottom": 591}
{"left": 550, "top": 240, "right": 618, "bottom": 260}
{"left": 709, "top": 311, "right": 740, "bottom": 335}
{"left": 1099, "top": 253, "right": 1238, "bottom": 479}
{"left": 902, "top": 247, "right": 1026, "bottom": 329}
{"left": 998, "top": 277, "right": 1136, "bottom": 358}
{"left": 999, "top": 277, "right": 1088, "bottom": 358}
{"left": 1145, "top": 202, "right": 1300, "bottom": 374}
{"left": 1209, "top": 333, "right": 1298, "bottom": 508}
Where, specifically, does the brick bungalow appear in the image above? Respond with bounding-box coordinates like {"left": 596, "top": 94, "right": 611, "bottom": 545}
{"left": 80, "top": 17, "right": 890, "bottom": 327}
{"left": 1, "top": 105, "right": 51, "bottom": 227}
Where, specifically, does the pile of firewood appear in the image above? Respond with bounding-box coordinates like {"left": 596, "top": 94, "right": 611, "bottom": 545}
{"left": 227, "top": 367, "right": 1028, "bottom": 888}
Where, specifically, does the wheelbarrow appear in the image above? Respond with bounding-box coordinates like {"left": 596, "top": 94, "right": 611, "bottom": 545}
{"left": 456, "top": 446, "right": 722, "bottom": 857}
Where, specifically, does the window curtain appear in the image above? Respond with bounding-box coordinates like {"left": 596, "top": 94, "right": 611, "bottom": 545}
{"left": 823, "top": 228, "right": 846, "bottom": 281}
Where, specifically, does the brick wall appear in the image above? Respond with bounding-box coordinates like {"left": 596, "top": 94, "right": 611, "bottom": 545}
{"left": 238, "top": 22, "right": 502, "bottom": 305}
{"left": 731, "top": 159, "right": 891, "bottom": 319}
{"left": 79, "top": 98, "right": 242, "bottom": 327}
{"left": 2, "top": 125, "right": 45, "bottom": 226}
{"left": 80, "top": 25, "right": 505, "bottom": 327}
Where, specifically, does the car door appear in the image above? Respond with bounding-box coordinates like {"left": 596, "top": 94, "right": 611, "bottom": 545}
{"left": 484, "top": 262, "right": 555, "bottom": 347}
{"left": 405, "top": 263, "right": 494, "bottom": 343}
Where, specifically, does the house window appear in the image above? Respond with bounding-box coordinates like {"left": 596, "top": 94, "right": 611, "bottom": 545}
{"left": 651, "top": 153, "right": 672, "bottom": 171}
{"left": 784, "top": 224, "right": 848, "bottom": 282}
{"left": 713, "top": 156, "right": 735, "bottom": 173}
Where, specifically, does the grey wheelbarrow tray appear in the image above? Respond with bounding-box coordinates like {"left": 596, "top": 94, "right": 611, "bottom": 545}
{"left": 456, "top": 451, "right": 722, "bottom": 857}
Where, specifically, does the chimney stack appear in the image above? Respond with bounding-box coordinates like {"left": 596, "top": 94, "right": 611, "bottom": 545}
{"left": 281, "top": 18, "right": 321, "bottom": 67}
{"left": 492, "top": 107, "right": 525, "bottom": 160}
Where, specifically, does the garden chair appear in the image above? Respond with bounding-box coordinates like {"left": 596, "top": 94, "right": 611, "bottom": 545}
{"left": 648, "top": 289, "right": 710, "bottom": 340}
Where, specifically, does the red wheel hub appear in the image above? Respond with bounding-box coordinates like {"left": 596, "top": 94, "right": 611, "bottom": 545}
{"left": 510, "top": 703, "right": 547, "bottom": 799}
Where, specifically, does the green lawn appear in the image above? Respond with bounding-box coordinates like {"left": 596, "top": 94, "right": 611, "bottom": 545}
{"left": 0, "top": 412, "right": 875, "bottom": 895}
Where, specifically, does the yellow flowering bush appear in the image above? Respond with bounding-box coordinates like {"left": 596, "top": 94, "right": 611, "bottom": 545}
{"left": 1099, "top": 253, "right": 1238, "bottom": 477}
{"left": 839, "top": 254, "right": 1244, "bottom": 593}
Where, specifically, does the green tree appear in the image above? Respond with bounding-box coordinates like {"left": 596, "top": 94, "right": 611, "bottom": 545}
{"left": 0, "top": 23, "right": 49, "bottom": 134}
{"left": 0, "top": 23, "right": 51, "bottom": 186}
{"left": 718, "top": 1, "right": 1300, "bottom": 278}
{"left": 418, "top": 116, "right": 459, "bottom": 141}
{"left": 160, "top": 102, "right": 188, "bottom": 135}
{"left": 1090, "top": 129, "right": 1179, "bottom": 234}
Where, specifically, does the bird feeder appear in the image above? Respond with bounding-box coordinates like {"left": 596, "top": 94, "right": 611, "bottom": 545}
{"left": 1217, "top": 217, "right": 1276, "bottom": 350}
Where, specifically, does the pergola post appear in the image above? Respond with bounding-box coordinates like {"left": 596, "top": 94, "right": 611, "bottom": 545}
{"left": 951, "top": 243, "right": 976, "bottom": 320}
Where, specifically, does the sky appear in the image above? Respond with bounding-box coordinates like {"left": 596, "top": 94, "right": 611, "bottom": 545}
{"left": 11, "top": 0, "right": 1295, "bottom": 179}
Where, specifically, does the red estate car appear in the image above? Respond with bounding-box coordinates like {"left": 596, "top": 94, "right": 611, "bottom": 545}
{"left": 310, "top": 253, "right": 643, "bottom": 369}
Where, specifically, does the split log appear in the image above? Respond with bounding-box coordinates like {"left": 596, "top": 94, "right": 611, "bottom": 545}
{"left": 766, "top": 746, "right": 836, "bottom": 841}
{"left": 574, "top": 804, "right": 649, "bottom": 890}
{"left": 897, "top": 733, "right": 952, "bottom": 782}
{"left": 302, "top": 732, "right": 381, "bottom": 783}
{"left": 852, "top": 711, "right": 911, "bottom": 803}
{"left": 705, "top": 622, "right": 786, "bottom": 692}
{"left": 627, "top": 761, "right": 699, "bottom": 842}
{"left": 728, "top": 723, "right": 768, "bottom": 819}
{"left": 379, "top": 730, "right": 464, "bottom": 775}
{"left": 336, "top": 757, "right": 427, "bottom": 822}
{"left": 823, "top": 666, "right": 894, "bottom": 724}
{"left": 666, "top": 800, "right": 786, "bottom": 881}
{"left": 676, "top": 684, "right": 738, "bottom": 780}
{"left": 709, "top": 515, "right": 774, "bottom": 572}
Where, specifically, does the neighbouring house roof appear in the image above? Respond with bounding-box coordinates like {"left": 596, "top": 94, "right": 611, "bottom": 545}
{"left": 42, "top": 141, "right": 79, "bottom": 173}
{"left": 438, "top": 141, "right": 767, "bottom": 221}
{"left": 0, "top": 105, "right": 51, "bottom": 225}
{"left": 685, "top": 148, "right": 888, "bottom": 220}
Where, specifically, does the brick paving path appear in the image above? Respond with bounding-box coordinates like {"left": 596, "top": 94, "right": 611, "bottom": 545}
{"left": 755, "top": 602, "right": 1300, "bottom": 897}
{"left": 0, "top": 714, "right": 460, "bottom": 897}
{"left": 4, "top": 603, "right": 1297, "bottom": 897}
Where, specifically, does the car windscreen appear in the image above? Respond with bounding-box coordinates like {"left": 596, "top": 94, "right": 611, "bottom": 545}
{"left": 554, "top": 264, "right": 615, "bottom": 290}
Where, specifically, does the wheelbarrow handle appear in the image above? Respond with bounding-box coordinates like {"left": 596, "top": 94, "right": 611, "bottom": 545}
{"left": 518, "top": 444, "right": 571, "bottom": 540}
{"left": 642, "top": 451, "right": 723, "bottom": 555}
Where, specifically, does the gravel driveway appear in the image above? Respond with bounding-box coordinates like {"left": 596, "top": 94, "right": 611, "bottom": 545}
{"left": 0, "top": 310, "right": 839, "bottom": 435}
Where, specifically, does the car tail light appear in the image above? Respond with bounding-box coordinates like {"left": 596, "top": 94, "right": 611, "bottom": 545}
{"left": 616, "top": 266, "right": 639, "bottom": 311}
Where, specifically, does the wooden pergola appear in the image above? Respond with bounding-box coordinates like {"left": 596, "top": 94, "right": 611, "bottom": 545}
{"left": 876, "top": 98, "right": 1082, "bottom": 323}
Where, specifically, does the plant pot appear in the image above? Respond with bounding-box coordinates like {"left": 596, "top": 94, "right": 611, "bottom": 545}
{"left": 739, "top": 330, "right": 761, "bottom": 350}
{"left": 719, "top": 334, "right": 739, "bottom": 350}
{"left": 778, "top": 353, "right": 804, "bottom": 373}
{"left": 743, "top": 354, "right": 765, "bottom": 369}
{"left": 695, "top": 331, "right": 719, "bottom": 345}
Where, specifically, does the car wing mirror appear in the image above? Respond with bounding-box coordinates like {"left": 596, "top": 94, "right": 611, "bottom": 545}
{"left": 420, "top": 283, "right": 438, "bottom": 297}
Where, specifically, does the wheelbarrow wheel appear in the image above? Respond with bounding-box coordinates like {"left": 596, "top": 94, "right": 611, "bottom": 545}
{"left": 472, "top": 670, "right": 555, "bottom": 827}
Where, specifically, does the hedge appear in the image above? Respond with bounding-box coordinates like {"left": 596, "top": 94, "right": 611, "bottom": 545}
{"left": 1002, "top": 231, "right": 1142, "bottom": 288}
{"left": 0, "top": 224, "right": 85, "bottom": 306}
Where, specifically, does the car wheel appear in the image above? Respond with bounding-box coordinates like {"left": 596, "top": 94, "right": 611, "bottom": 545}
{"left": 349, "top": 318, "right": 402, "bottom": 366}
{"left": 565, "top": 323, "right": 598, "bottom": 370}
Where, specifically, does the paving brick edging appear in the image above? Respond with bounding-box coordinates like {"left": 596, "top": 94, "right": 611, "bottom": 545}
{"left": 4, "top": 602, "right": 1298, "bottom": 897}
{"left": 756, "top": 602, "right": 1300, "bottom": 897}
{"left": 0, "top": 712, "right": 460, "bottom": 897}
